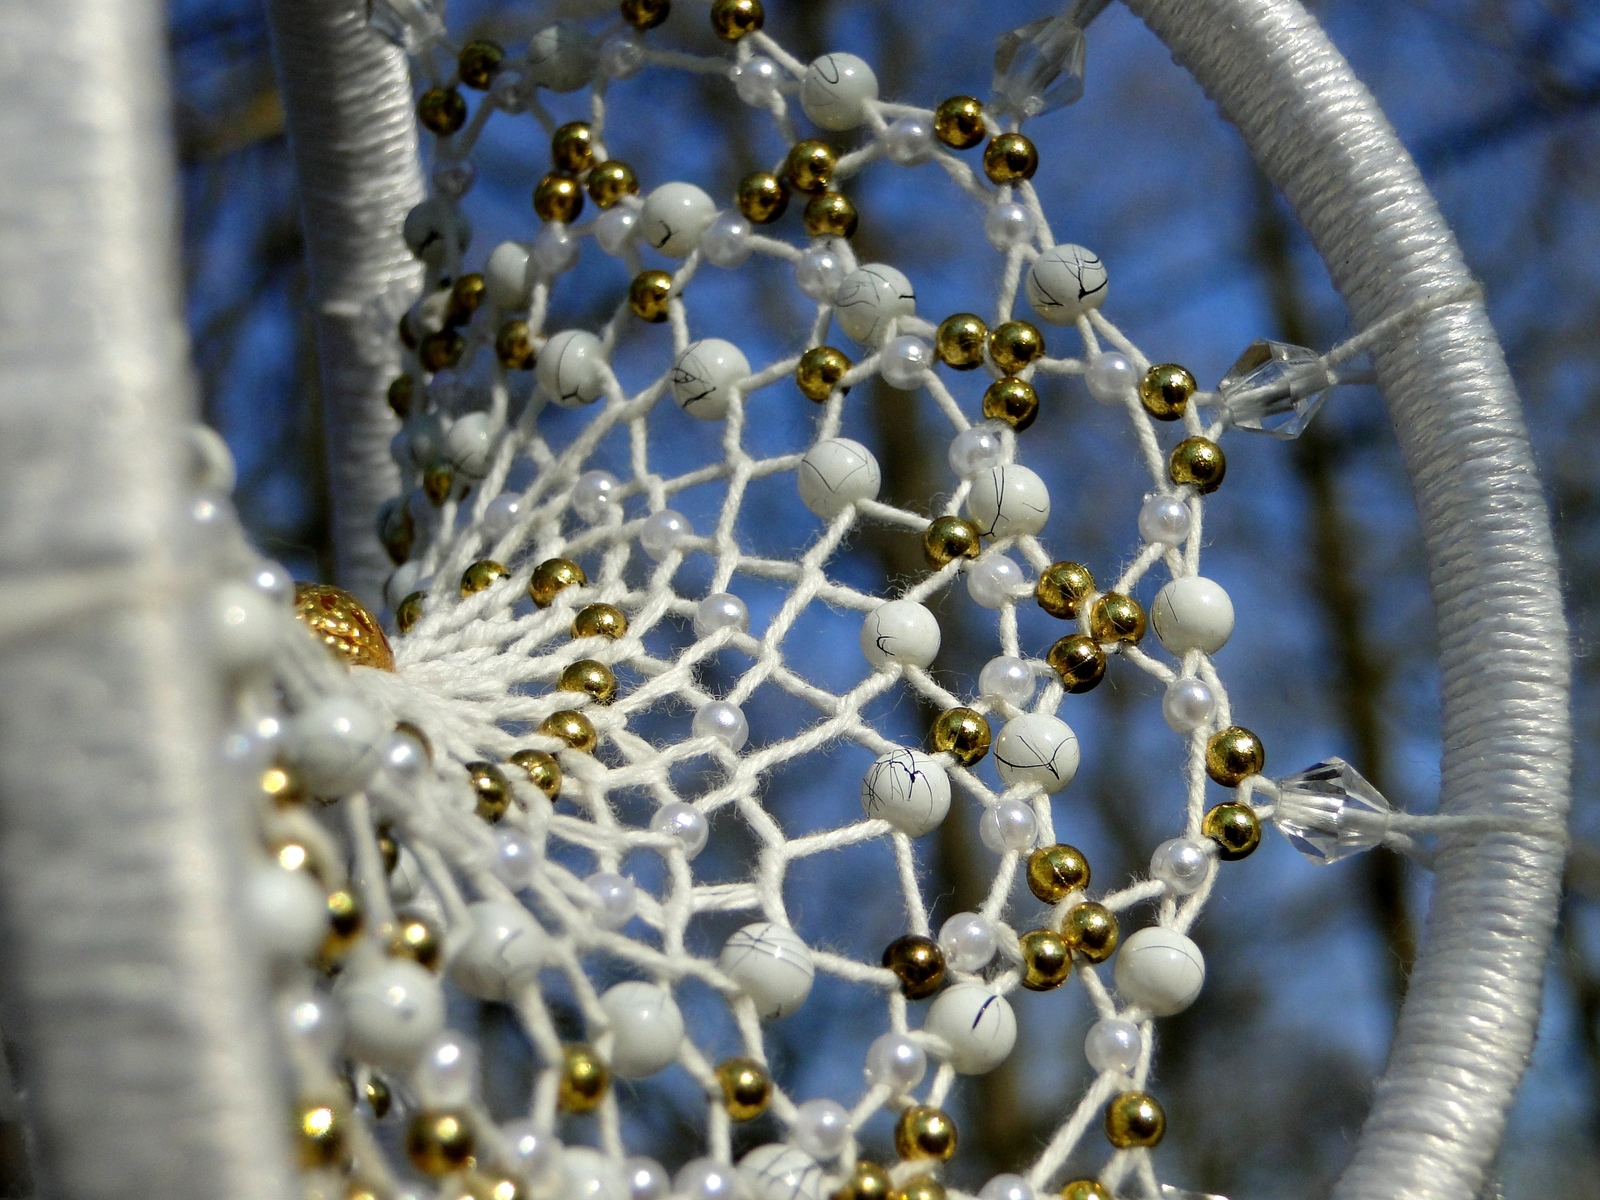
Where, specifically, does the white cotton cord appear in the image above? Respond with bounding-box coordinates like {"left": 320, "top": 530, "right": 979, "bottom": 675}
{"left": 264, "top": 0, "right": 424, "bottom": 608}
{"left": 1126, "top": 5, "right": 1572, "bottom": 1200}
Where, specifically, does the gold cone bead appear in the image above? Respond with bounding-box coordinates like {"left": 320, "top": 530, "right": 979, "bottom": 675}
{"left": 923, "top": 516, "right": 982, "bottom": 568}
{"left": 509, "top": 748, "right": 562, "bottom": 798}
{"left": 1061, "top": 901, "right": 1118, "bottom": 963}
{"left": 1026, "top": 843, "right": 1091, "bottom": 902}
{"left": 717, "top": 1056, "right": 771, "bottom": 1120}
{"left": 883, "top": 934, "right": 945, "bottom": 999}
{"left": 530, "top": 558, "right": 587, "bottom": 607}
{"left": 320, "top": 887, "right": 363, "bottom": 963}
{"left": 1139, "top": 363, "right": 1195, "bottom": 421}
{"left": 1104, "top": 1091, "right": 1165, "bottom": 1149}
{"left": 1204, "top": 725, "right": 1264, "bottom": 786}
{"left": 559, "top": 1044, "right": 609, "bottom": 1113}
{"left": 294, "top": 582, "right": 396, "bottom": 671}
{"left": 1203, "top": 800, "right": 1262, "bottom": 859}
{"left": 933, "top": 96, "right": 985, "bottom": 149}
{"left": 930, "top": 707, "right": 991, "bottom": 765}
{"left": 894, "top": 1105, "right": 957, "bottom": 1160}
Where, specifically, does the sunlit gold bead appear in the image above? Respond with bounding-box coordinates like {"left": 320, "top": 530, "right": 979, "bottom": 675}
{"left": 541, "top": 709, "right": 598, "bottom": 753}
{"left": 989, "top": 320, "right": 1044, "bottom": 374}
{"left": 573, "top": 602, "right": 628, "bottom": 640}
{"left": 804, "top": 191, "right": 859, "bottom": 238}
{"left": 796, "top": 345, "right": 851, "bottom": 402}
{"left": 621, "top": 0, "right": 671, "bottom": 29}
{"left": 710, "top": 0, "right": 763, "bottom": 41}
{"left": 364, "top": 1075, "right": 393, "bottom": 1119}
{"left": 417, "top": 86, "right": 468, "bottom": 136}
{"left": 406, "top": 1109, "right": 476, "bottom": 1176}
{"left": 388, "top": 374, "right": 415, "bottom": 419}
{"left": 424, "top": 463, "right": 456, "bottom": 507}
{"left": 559, "top": 1044, "right": 609, "bottom": 1113}
{"left": 1169, "top": 436, "right": 1226, "bottom": 494}
{"left": 1104, "top": 1091, "right": 1165, "bottom": 1149}
{"left": 272, "top": 837, "right": 323, "bottom": 880}
{"left": 832, "top": 1161, "right": 892, "bottom": 1200}
{"left": 509, "top": 748, "right": 562, "bottom": 799}
{"left": 629, "top": 270, "right": 674, "bottom": 323}
{"left": 534, "top": 172, "right": 585, "bottom": 223}
{"left": 935, "top": 313, "right": 987, "bottom": 369}
{"left": 294, "top": 582, "right": 396, "bottom": 671}
{"left": 892, "top": 1177, "right": 946, "bottom": 1200}
{"left": 982, "top": 377, "right": 1039, "bottom": 432}
{"left": 1203, "top": 800, "right": 1262, "bottom": 859}
{"left": 460, "top": 559, "right": 510, "bottom": 597}
{"left": 376, "top": 826, "right": 401, "bottom": 875}
{"left": 1060, "top": 1181, "right": 1112, "bottom": 1200}
{"left": 1139, "top": 363, "right": 1195, "bottom": 421}
{"left": 716, "top": 1057, "right": 771, "bottom": 1121}
{"left": 586, "top": 160, "right": 640, "bottom": 209}
{"left": 559, "top": 658, "right": 618, "bottom": 704}
{"left": 895, "top": 1105, "right": 957, "bottom": 1161}
{"left": 457, "top": 39, "right": 505, "bottom": 89}
{"left": 882, "top": 934, "right": 946, "bottom": 1000}
{"left": 396, "top": 590, "right": 425, "bottom": 634}
{"left": 387, "top": 912, "right": 444, "bottom": 970}
{"left": 448, "top": 273, "right": 487, "bottom": 327}
{"left": 983, "top": 132, "right": 1039, "bottom": 183}
{"left": 529, "top": 557, "right": 588, "bottom": 607}
{"left": 496, "top": 319, "right": 537, "bottom": 369}
{"left": 380, "top": 500, "right": 415, "bottom": 565}
{"left": 933, "top": 96, "right": 986, "bottom": 150}
{"left": 1036, "top": 561, "right": 1095, "bottom": 619}
{"left": 785, "top": 140, "right": 837, "bottom": 194}
{"left": 1047, "top": 634, "right": 1106, "bottom": 693}
{"left": 420, "top": 328, "right": 465, "bottom": 372}
{"left": 467, "top": 760, "right": 513, "bottom": 823}
{"left": 1061, "top": 901, "right": 1119, "bottom": 963}
{"left": 348, "top": 1179, "right": 385, "bottom": 1200}
{"left": 322, "top": 887, "right": 364, "bottom": 963}
{"left": 930, "top": 707, "right": 991, "bottom": 766}
{"left": 296, "top": 1097, "right": 349, "bottom": 1169}
{"left": 923, "top": 515, "right": 982, "bottom": 568}
{"left": 551, "top": 121, "right": 596, "bottom": 173}
{"left": 1089, "top": 592, "right": 1147, "bottom": 645}
{"left": 737, "top": 171, "right": 790, "bottom": 224}
{"left": 261, "top": 764, "right": 306, "bottom": 807}
{"left": 1026, "top": 843, "right": 1091, "bottom": 902}
{"left": 1205, "top": 725, "right": 1265, "bottom": 786}
{"left": 1020, "top": 928, "right": 1072, "bottom": 990}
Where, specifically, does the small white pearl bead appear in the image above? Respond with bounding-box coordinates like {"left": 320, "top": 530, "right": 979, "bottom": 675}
{"left": 979, "top": 798, "right": 1038, "bottom": 853}
{"left": 187, "top": 423, "right": 236, "bottom": 494}
{"left": 208, "top": 580, "right": 280, "bottom": 672}
{"left": 1162, "top": 676, "right": 1216, "bottom": 733}
{"left": 938, "top": 911, "right": 998, "bottom": 972}
{"left": 432, "top": 158, "right": 477, "bottom": 197}
{"left": 793, "top": 1097, "right": 851, "bottom": 1160}
{"left": 595, "top": 200, "right": 641, "bottom": 256}
{"left": 691, "top": 700, "right": 748, "bottom": 752}
{"left": 572, "top": 470, "right": 622, "bottom": 523}
{"left": 884, "top": 116, "right": 934, "bottom": 165}
{"left": 1084, "top": 1017, "right": 1142, "bottom": 1073}
{"left": 694, "top": 592, "right": 750, "bottom": 636}
{"left": 947, "top": 422, "right": 1007, "bottom": 477}
{"left": 482, "top": 493, "right": 523, "bottom": 541}
{"left": 795, "top": 246, "right": 848, "bottom": 301}
{"left": 978, "top": 655, "right": 1036, "bottom": 708}
{"left": 980, "top": 1175, "right": 1036, "bottom": 1200}
{"left": 1150, "top": 837, "right": 1210, "bottom": 895}
{"left": 652, "top": 802, "right": 710, "bottom": 856}
{"left": 701, "top": 210, "right": 753, "bottom": 268}
{"left": 585, "top": 871, "right": 637, "bottom": 930}
{"left": 864, "top": 1031, "right": 926, "bottom": 1091}
{"left": 281, "top": 990, "right": 343, "bottom": 1056}
{"left": 566, "top": 1148, "right": 629, "bottom": 1200}
{"left": 731, "top": 56, "right": 782, "bottom": 106}
{"left": 532, "top": 223, "right": 580, "bottom": 277}
{"left": 639, "top": 509, "right": 692, "bottom": 559}
{"left": 412, "top": 1030, "right": 479, "bottom": 1106}
{"left": 966, "top": 552, "right": 1026, "bottom": 609}
{"left": 493, "top": 826, "right": 537, "bottom": 890}
{"left": 626, "top": 1157, "right": 670, "bottom": 1200}
{"left": 503, "top": 1121, "right": 565, "bottom": 1192}
{"left": 489, "top": 70, "right": 528, "bottom": 113}
{"left": 600, "top": 29, "right": 645, "bottom": 78}
{"left": 677, "top": 1159, "right": 740, "bottom": 1200}
{"left": 1085, "top": 351, "right": 1136, "bottom": 405}
{"left": 249, "top": 559, "right": 295, "bottom": 607}
{"left": 984, "top": 201, "right": 1034, "bottom": 251}
{"left": 284, "top": 695, "right": 384, "bottom": 796}
{"left": 1138, "top": 493, "right": 1191, "bottom": 546}
{"left": 381, "top": 726, "right": 430, "bottom": 782}
{"left": 880, "top": 335, "right": 932, "bottom": 390}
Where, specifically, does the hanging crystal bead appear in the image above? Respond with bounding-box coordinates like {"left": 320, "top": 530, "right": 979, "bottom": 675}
{"left": 1271, "top": 757, "right": 1393, "bottom": 864}
{"left": 367, "top": 0, "right": 445, "bottom": 52}
{"left": 991, "top": 16, "right": 1087, "bottom": 120}
{"left": 1217, "top": 339, "right": 1334, "bottom": 439}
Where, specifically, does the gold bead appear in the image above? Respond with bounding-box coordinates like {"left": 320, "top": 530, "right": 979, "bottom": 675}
{"left": 1036, "top": 561, "right": 1095, "bottom": 619}
{"left": 559, "top": 1043, "right": 609, "bottom": 1113}
{"left": 882, "top": 934, "right": 946, "bottom": 999}
{"left": 448, "top": 272, "right": 487, "bottom": 326}
{"left": 573, "top": 602, "right": 628, "bottom": 640}
{"left": 1204, "top": 725, "right": 1265, "bottom": 786}
{"left": 989, "top": 320, "right": 1044, "bottom": 373}
{"left": 796, "top": 346, "right": 851, "bottom": 401}
{"left": 1169, "top": 436, "right": 1226, "bottom": 494}
{"left": 376, "top": 826, "right": 401, "bottom": 875}
{"left": 894, "top": 1104, "right": 957, "bottom": 1160}
{"left": 737, "top": 171, "right": 790, "bottom": 224}
{"left": 380, "top": 498, "right": 415, "bottom": 565}
{"left": 496, "top": 320, "right": 537, "bottom": 369}
{"left": 1060, "top": 1182, "right": 1112, "bottom": 1200}
{"left": 463, "top": 1171, "right": 528, "bottom": 1200}
{"left": 710, "top": 0, "right": 763, "bottom": 41}
{"left": 716, "top": 1056, "right": 771, "bottom": 1120}
{"left": 804, "top": 191, "right": 859, "bottom": 238}
{"left": 621, "top": 0, "right": 671, "bottom": 29}
{"left": 396, "top": 590, "right": 426, "bottom": 634}
{"left": 509, "top": 748, "right": 562, "bottom": 799}
{"left": 1104, "top": 1090, "right": 1165, "bottom": 1149}
{"left": 559, "top": 658, "right": 618, "bottom": 704}
{"left": 935, "top": 313, "right": 988, "bottom": 369}
{"left": 1061, "top": 901, "right": 1119, "bottom": 963}
{"left": 785, "top": 140, "right": 837, "bottom": 194}
{"left": 458, "top": 40, "right": 505, "bottom": 89}
{"left": 891, "top": 1178, "right": 946, "bottom": 1200}
{"left": 833, "top": 1161, "right": 892, "bottom": 1200}
{"left": 529, "top": 557, "right": 588, "bottom": 607}
{"left": 1019, "top": 928, "right": 1071, "bottom": 990}
{"left": 417, "top": 87, "right": 467, "bottom": 135}
{"left": 1026, "top": 843, "right": 1091, "bottom": 902}
{"left": 541, "top": 709, "right": 598, "bottom": 753}
{"left": 271, "top": 836, "right": 324, "bottom": 880}
{"left": 983, "top": 132, "right": 1039, "bottom": 183}
{"left": 261, "top": 763, "right": 305, "bottom": 807}
{"left": 388, "top": 912, "right": 444, "bottom": 970}
{"left": 397, "top": 720, "right": 434, "bottom": 763}
{"left": 406, "top": 1109, "right": 476, "bottom": 1176}
{"left": 1203, "top": 800, "right": 1262, "bottom": 859}
{"left": 295, "top": 1097, "right": 348, "bottom": 1169}
{"left": 388, "top": 374, "right": 415, "bottom": 419}
{"left": 930, "top": 707, "right": 991, "bottom": 766}
{"left": 587, "top": 159, "right": 641, "bottom": 208}
{"left": 534, "top": 172, "right": 585, "bottom": 223}
{"left": 1139, "top": 363, "right": 1195, "bottom": 421}
{"left": 467, "top": 760, "right": 513, "bottom": 823}
{"left": 461, "top": 559, "right": 510, "bottom": 597}
{"left": 629, "top": 270, "right": 674, "bottom": 322}
{"left": 321, "top": 887, "right": 364, "bottom": 965}
{"left": 424, "top": 463, "right": 456, "bottom": 506}
{"left": 364, "top": 1074, "right": 393, "bottom": 1118}
{"left": 551, "top": 121, "right": 596, "bottom": 173}
{"left": 420, "top": 328, "right": 465, "bottom": 372}
{"left": 982, "top": 377, "right": 1039, "bottom": 431}
{"left": 933, "top": 96, "right": 985, "bottom": 150}
{"left": 294, "top": 582, "right": 395, "bottom": 671}
{"left": 1088, "top": 592, "right": 1147, "bottom": 645}
{"left": 923, "top": 515, "right": 982, "bottom": 568}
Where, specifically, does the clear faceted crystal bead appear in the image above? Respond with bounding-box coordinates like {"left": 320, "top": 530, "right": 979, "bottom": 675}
{"left": 366, "top": 0, "right": 445, "bottom": 51}
{"left": 1272, "top": 756, "right": 1393, "bottom": 863}
{"left": 1218, "top": 339, "right": 1335, "bottom": 439}
{"left": 991, "top": 15, "right": 1087, "bottom": 120}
